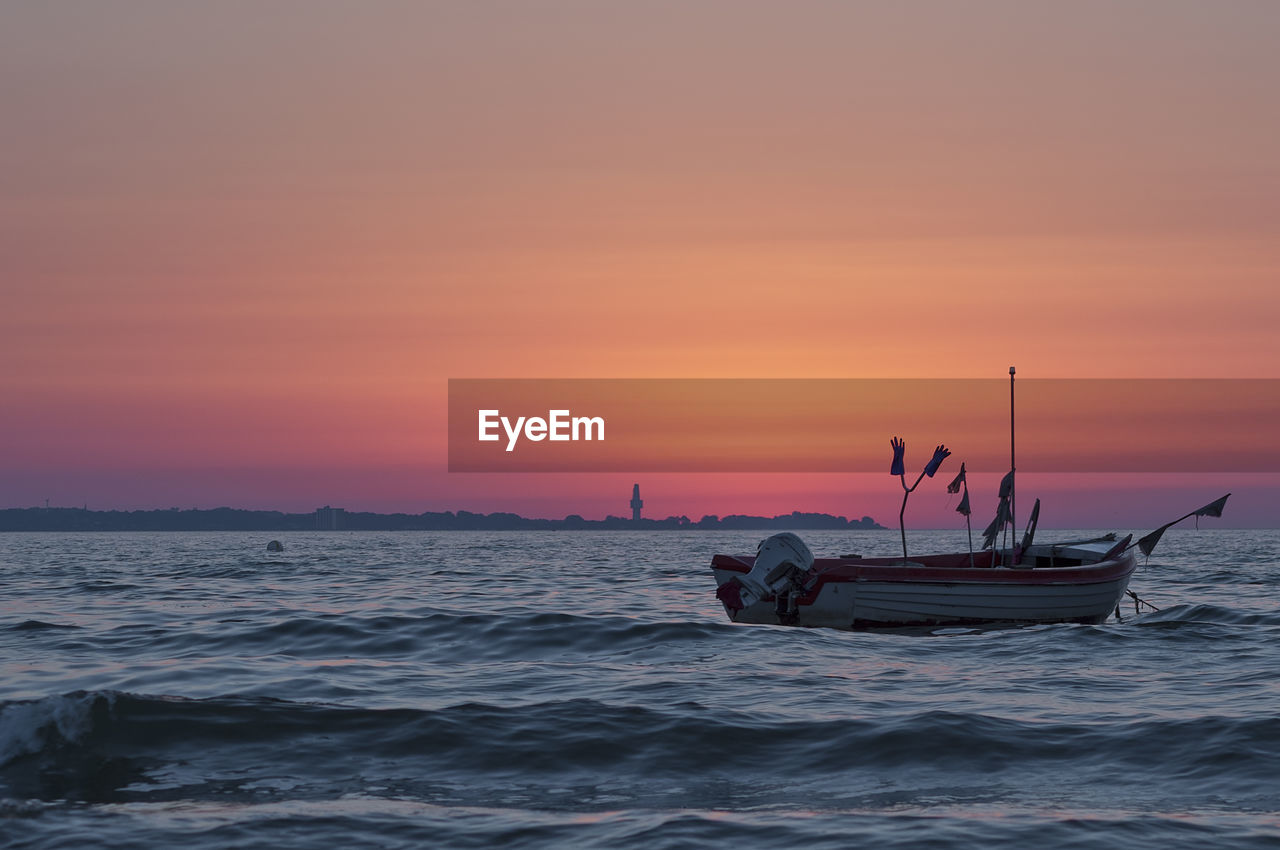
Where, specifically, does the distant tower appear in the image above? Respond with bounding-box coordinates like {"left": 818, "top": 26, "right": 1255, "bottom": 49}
{"left": 315, "top": 505, "right": 346, "bottom": 530}
{"left": 630, "top": 484, "right": 643, "bottom": 522}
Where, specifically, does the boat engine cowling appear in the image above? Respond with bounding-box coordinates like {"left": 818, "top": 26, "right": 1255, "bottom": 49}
{"left": 720, "top": 532, "right": 815, "bottom": 612}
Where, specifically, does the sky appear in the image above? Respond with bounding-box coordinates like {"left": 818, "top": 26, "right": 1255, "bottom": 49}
{"left": 3, "top": 2, "right": 1279, "bottom": 526}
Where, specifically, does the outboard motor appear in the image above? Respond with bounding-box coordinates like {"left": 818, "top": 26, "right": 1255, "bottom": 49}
{"left": 716, "top": 532, "right": 815, "bottom": 618}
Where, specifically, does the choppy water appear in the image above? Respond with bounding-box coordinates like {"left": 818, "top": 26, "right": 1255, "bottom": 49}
{"left": 2, "top": 528, "right": 1278, "bottom": 849}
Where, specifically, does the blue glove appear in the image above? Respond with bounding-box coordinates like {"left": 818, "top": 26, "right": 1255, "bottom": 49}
{"left": 890, "top": 437, "right": 905, "bottom": 476}
{"left": 923, "top": 444, "right": 951, "bottom": 478}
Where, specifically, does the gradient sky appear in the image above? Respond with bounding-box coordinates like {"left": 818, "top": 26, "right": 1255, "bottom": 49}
{"left": 3, "top": 2, "right": 1279, "bottom": 525}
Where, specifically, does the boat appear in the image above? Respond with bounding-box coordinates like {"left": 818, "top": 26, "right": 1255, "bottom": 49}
{"left": 712, "top": 532, "right": 1137, "bottom": 628}
{"left": 709, "top": 367, "right": 1228, "bottom": 630}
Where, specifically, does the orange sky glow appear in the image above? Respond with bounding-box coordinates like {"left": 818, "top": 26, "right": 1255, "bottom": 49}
{"left": 3, "top": 2, "right": 1279, "bottom": 525}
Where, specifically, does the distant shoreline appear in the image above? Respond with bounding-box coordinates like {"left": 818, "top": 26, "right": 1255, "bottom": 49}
{"left": 0, "top": 507, "right": 886, "bottom": 533}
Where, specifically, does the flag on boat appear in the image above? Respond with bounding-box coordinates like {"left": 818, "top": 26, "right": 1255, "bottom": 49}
{"left": 1192, "top": 494, "right": 1230, "bottom": 520}
{"left": 998, "top": 470, "right": 1014, "bottom": 499}
{"left": 948, "top": 462, "right": 970, "bottom": 516}
{"left": 1136, "top": 493, "right": 1231, "bottom": 557}
{"left": 1137, "top": 526, "right": 1169, "bottom": 558}
{"left": 980, "top": 469, "right": 1016, "bottom": 549}
{"left": 981, "top": 496, "right": 1010, "bottom": 549}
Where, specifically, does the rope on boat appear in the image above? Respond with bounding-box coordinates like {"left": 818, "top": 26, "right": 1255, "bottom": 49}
{"left": 1126, "top": 589, "right": 1161, "bottom": 614}
{"left": 1114, "top": 590, "right": 1161, "bottom": 622}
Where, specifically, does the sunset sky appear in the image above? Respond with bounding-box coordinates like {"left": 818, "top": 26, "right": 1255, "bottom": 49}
{"left": 3, "top": 2, "right": 1279, "bottom": 526}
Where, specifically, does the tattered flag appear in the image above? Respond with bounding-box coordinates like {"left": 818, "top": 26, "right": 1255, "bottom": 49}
{"left": 981, "top": 498, "right": 1010, "bottom": 549}
{"left": 1136, "top": 526, "right": 1169, "bottom": 559}
{"left": 998, "top": 470, "right": 1014, "bottom": 500}
{"left": 956, "top": 490, "right": 971, "bottom": 517}
{"left": 946, "top": 463, "right": 967, "bottom": 494}
{"left": 1137, "top": 493, "right": 1231, "bottom": 558}
{"left": 1193, "top": 494, "right": 1230, "bottom": 520}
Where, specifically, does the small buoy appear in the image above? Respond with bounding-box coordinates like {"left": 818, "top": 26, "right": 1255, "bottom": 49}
{"left": 266, "top": 540, "right": 284, "bottom": 552}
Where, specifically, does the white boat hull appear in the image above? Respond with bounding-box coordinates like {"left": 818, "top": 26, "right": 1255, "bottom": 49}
{"left": 711, "top": 540, "right": 1137, "bottom": 629}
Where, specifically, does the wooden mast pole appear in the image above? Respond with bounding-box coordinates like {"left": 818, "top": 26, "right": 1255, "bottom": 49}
{"left": 1009, "top": 365, "right": 1016, "bottom": 565}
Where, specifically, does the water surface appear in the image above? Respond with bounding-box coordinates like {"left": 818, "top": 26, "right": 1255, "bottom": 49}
{"left": 2, "top": 529, "right": 1278, "bottom": 848}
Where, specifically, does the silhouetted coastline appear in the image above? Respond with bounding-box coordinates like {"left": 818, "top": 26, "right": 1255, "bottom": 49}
{"left": 0, "top": 507, "right": 884, "bottom": 532}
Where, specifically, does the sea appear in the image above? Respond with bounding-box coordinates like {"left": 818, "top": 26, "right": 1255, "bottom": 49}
{"left": 1, "top": 528, "right": 1278, "bottom": 849}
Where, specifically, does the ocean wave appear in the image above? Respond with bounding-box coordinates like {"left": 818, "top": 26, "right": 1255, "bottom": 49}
{"left": 73, "top": 582, "right": 144, "bottom": 594}
{"left": 72, "top": 612, "right": 739, "bottom": 661}
{"left": 6, "top": 803, "right": 1279, "bottom": 850}
{"left": 4, "top": 691, "right": 1278, "bottom": 793}
{"left": 0, "top": 691, "right": 113, "bottom": 766}
{"left": 5, "top": 620, "right": 80, "bottom": 632}
{"left": 1136, "top": 604, "right": 1280, "bottom": 628}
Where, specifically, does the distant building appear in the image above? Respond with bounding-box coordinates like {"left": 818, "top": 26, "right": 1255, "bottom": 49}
{"left": 315, "top": 505, "right": 346, "bottom": 530}
{"left": 630, "top": 484, "right": 643, "bottom": 522}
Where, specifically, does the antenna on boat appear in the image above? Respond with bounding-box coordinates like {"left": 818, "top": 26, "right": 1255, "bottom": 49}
{"left": 1009, "top": 366, "right": 1016, "bottom": 565}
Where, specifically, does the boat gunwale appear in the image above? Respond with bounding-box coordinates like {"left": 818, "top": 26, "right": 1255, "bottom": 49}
{"left": 711, "top": 550, "right": 1138, "bottom": 589}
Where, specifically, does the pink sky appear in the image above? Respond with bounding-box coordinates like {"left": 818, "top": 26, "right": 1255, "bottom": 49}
{"left": 3, "top": 3, "right": 1278, "bottom": 525}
